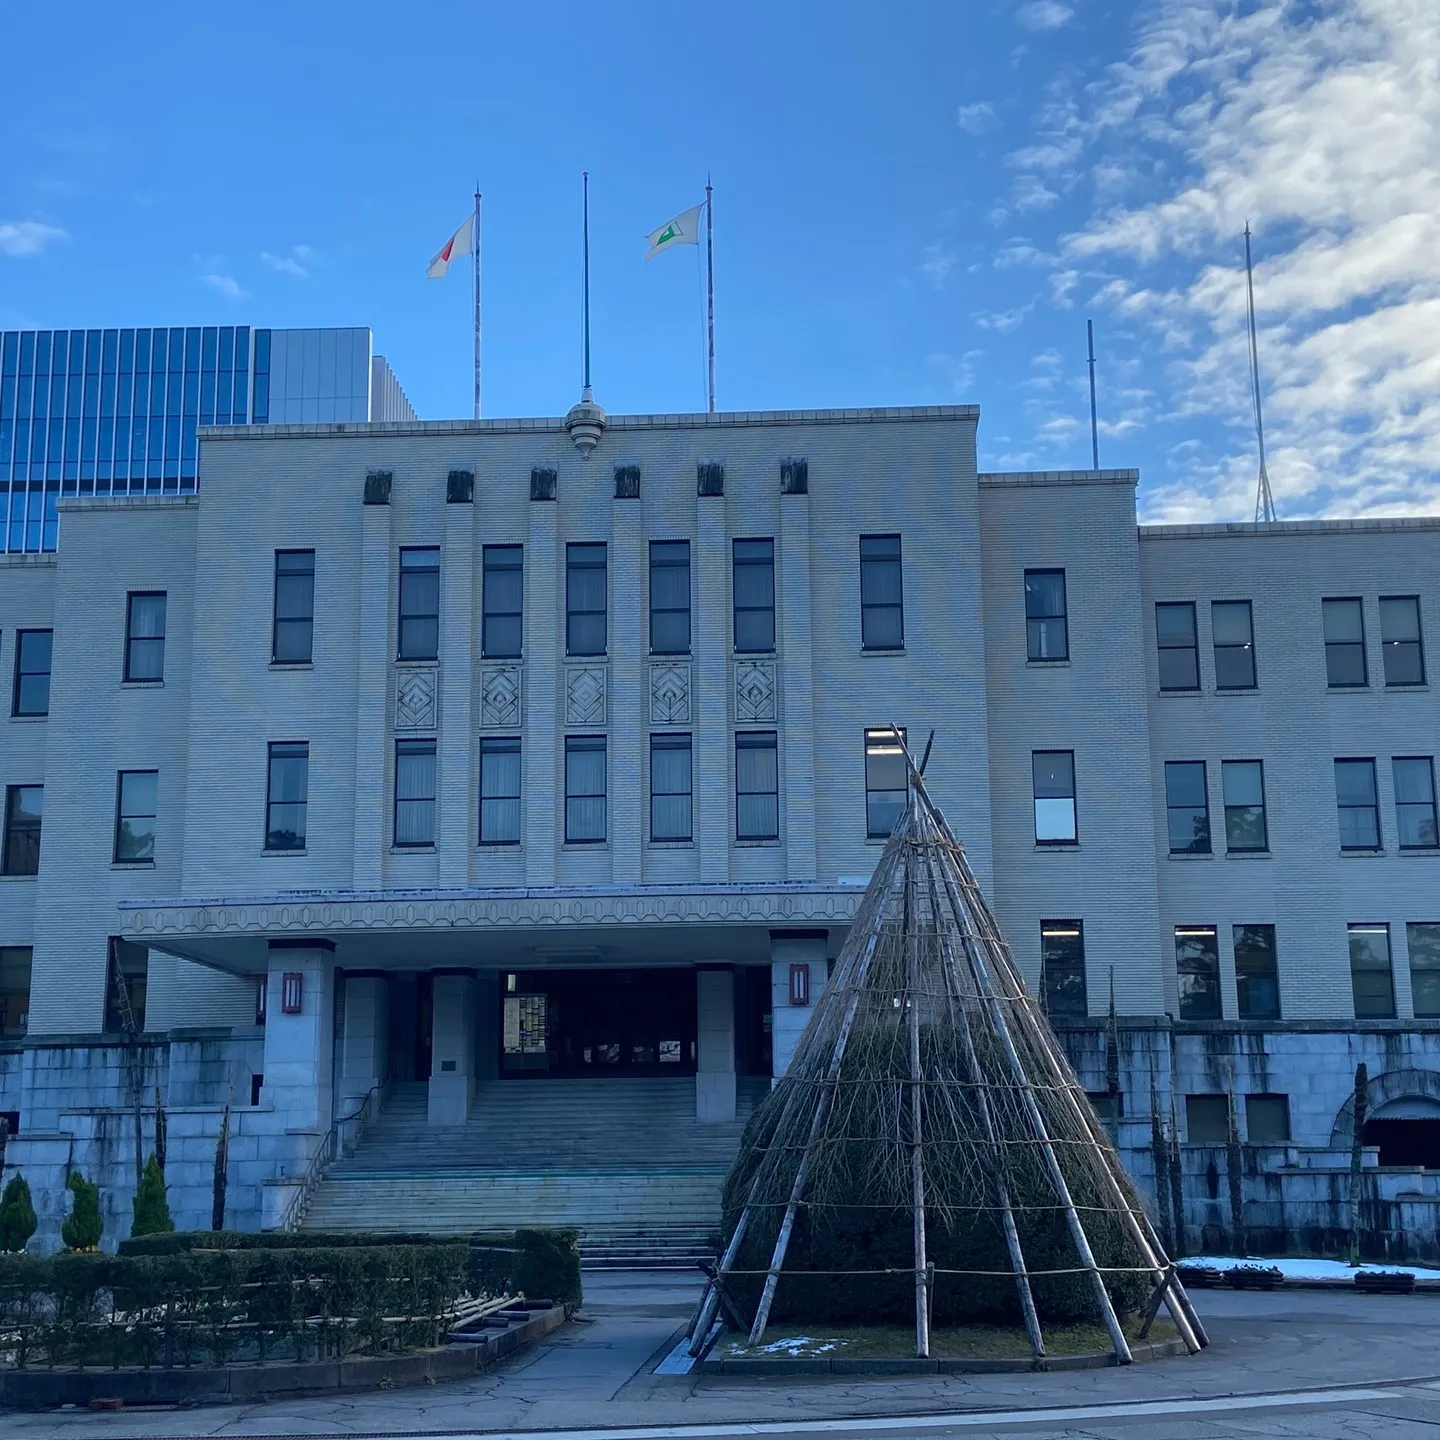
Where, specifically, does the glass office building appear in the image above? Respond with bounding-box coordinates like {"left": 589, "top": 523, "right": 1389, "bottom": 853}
{"left": 0, "top": 325, "right": 414, "bottom": 553}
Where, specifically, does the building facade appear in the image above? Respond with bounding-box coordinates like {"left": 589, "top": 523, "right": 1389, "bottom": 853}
{"left": 1, "top": 402, "right": 1437, "bottom": 1255}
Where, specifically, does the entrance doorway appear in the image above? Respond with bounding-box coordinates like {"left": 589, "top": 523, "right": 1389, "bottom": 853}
{"left": 500, "top": 968, "right": 697, "bottom": 1077}
{"left": 1363, "top": 1117, "right": 1440, "bottom": 1168}
{"left": 386, "top": 973, "right": 433, "bottom": 1083}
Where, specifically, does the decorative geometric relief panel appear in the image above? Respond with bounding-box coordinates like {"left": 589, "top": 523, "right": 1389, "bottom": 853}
{"left": 649, "top": 662, "right": 692, "bottom": 725}
{"left": 479, "top": 665, "right": 522, "bottom": 729}
{"left": 565, "top": 665, "right": 607, "bottom": 726}
{"left": 395, "top": 668, "right": 437, "bottom": 729}
{"left": 734, "top": 660, "right": 777, "bottom": 723}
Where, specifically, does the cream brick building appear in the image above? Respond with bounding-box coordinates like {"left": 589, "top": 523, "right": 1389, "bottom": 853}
{"left": 1, "top": 401, "right": 1438, "bottom": 1257}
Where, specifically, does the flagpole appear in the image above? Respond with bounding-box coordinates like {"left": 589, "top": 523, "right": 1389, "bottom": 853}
{"left": 473, "top": 188, "right": 483, "bottom": 420}
{"left": 705, "top": 178, "right": 715, "bottom": 414}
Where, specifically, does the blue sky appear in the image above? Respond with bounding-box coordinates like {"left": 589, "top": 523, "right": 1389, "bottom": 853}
{"left": 3, "top": 1, "right": 1437, "bottom": 521}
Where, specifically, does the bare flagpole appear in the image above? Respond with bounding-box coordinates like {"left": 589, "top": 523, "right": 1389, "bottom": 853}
{"left": 705, "top": 178, "right": 716, "bottom": 414}
{"left": 1086, "top": 319, "right": 1099, "bottom": 469}
{"left": 473, "top": 188, "right": 483, "bottom": 420}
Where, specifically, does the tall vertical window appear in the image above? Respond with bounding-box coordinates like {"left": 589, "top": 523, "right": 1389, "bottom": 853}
{"left": 1380, "top": 596, "right": 1425, "bottom": 685}
{"left": 1222, "top": 760, "right": 1268, "bottom": 852}
{"left": 394, "top": 738, "right": 437, "bottom": 847}
{"left": 864, "top": 727, "right": 907, "bottom": 839}
{"left": 1323, "top": 598, "right": 1367, "bottom": 687}
{"left": 1234, "top": 923, "right": 1280, "bottom": 1019}
{"left": 1175, "top": 925, "right": 1221, "bottom": 1019}
{"left": 482, "top": 544, "right": 523, "bottom": 659}
{"left": 650, "top": 733, "right": 693, "bottom": 841}
{"left": 1041, "top": 920, "right": 1087, "bottom": 1017}
{"left": 566, "top": 543, "right": 607, "bottom": 656}
{"left": 0, "top": 946, "right": 31, "bottom": 1036}
{"left": 114, "top": 769, "right": 158, "bottom": 863}
{"left": 1349, "top": 923, "right": 1395, "bottom": 1019}
{"left": 736, "top": 731, "right": 779, "bottom": 840}
{"left": 479, "top": 736, "right": 521, "bottom": 845}
{"left": 264, "top": 742, "right": 308, "bottom": 852}
{"left": 732, "top": 539, "right": 775, "bottom": 653}
{"left": 859, "top": 534, "right": 903, "bottom": 650}
{"left": 1335, "top": 759, "right": 1381, "bottom": 850}
{"left": 1394, "top": 757, "right": 1439, "bottom": 849}
{"left": 1024, "top": 569, "right": 1068, "bottom": 660}
{"left": 1155, "top": 602, "right": 1199, "bottom": 691}
{"left": 397, "top": 548, "right": 440, "bottom": 661}
{"left": 648, "top": 540, "right": 691, "bottom": 655}
{"left": 124, "top": 592, "right": 166, "bottom": 681}
{"left": 12, "top": 628, "right": 52, "bottom": 715}
{"left": 1408, "top": 923, "right": 1440, "bottom": 1019}
{"left": 1211, "top": 600, "right": 1256, "bottom": 689}
{"left": 272, "top": 550, "right": 315, "bottom": 663}
{"left": 1032, "top": 750, "right": 1077, "bottom": 844}
{"left": 564, "top": 735, "right": 607, "bottom": 843}
{"left": 1, "top": 785, "right": 42, "bottom": 875}
{"left": 1164, "top": 761, "right": 1211, "bottom": 854}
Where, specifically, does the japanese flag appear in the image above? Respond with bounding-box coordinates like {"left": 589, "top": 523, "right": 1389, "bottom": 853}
{"left": 426, "top": 213, "right": 474, "bottom": 279}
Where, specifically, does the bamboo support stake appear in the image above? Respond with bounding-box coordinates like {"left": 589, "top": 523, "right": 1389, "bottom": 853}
{"left": 904, "top": 834, "right": 931, "bottom": 1360}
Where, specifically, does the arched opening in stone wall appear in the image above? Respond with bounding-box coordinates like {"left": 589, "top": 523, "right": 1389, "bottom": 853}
{"left": 1363, "top": 1096, "right": 1440, "bottom": 1169}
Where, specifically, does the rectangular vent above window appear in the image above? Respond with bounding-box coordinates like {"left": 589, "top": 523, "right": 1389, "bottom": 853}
{"left": 697, "top": 461, "right": 725, "bottom": 497}
{"left": 530, "top": 466, "right": 557, "bottom": 502}
{"left": 614, "top": 465, "right": 640, "bottom": 499}
{"left": 780, "top": 458, "right": 808, "bottom": 495}
{"left": 363, "top": 470, "right": 392, "bottom": 505}
{"left": 447, "top": 469, "right": 474, "bottom": 504}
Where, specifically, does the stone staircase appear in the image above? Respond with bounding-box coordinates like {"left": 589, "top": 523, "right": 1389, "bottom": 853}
{"left": 302, "top": 1075, "right": 769, "bottom": 1267}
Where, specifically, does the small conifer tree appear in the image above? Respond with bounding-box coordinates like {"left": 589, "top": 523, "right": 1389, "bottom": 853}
{"left": 61, "top": 1169, "right": 103, "bottom": 1251}
{"left": 0, "top": 1173, "right": 37, "bottom": 1252}
{"left": 130, "top": 1153, "right": 174, "bottom": 1238}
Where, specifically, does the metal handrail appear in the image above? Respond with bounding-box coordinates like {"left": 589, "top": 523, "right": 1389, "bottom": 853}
{"left": 278, "top": 1128, "right": 336, "bottom": 1232}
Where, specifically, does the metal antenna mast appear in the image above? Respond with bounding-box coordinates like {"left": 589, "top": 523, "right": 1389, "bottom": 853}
{"left": 1245, "top": 222, "right": 1277, "bottom": 523}
{"left": 1086, "top": 319, "right": 1099, "bottom": 470}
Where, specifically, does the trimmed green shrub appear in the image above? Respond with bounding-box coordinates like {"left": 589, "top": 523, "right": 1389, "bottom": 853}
{"left": 513, "top": 1227, "right": 583, "bottom": 1309}
{"left": 60, "top": 1170, "right": 103, "bottom": 1252}
{"left": 131, "top": 1154, "right": 174, "bottom": 1238}
{"left": 0, "top": 1173, "right": 38, "bottom": 1253}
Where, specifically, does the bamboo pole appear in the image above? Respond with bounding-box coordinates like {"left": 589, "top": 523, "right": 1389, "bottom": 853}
{"left": 904, "top": 833, "right": 931, "bottom": 1360}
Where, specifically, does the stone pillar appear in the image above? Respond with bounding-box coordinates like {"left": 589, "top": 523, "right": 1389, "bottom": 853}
{"left": 429, "top": 972, "right": 477, "bottom": 1126}
{"left": 779, "top": 492, "right": 817, "bottom": 880}
{"left": 353, "top": 492, "right": 394, "bottom": 890}
{"left": 695, "top": 495, "right": 730, "bottom": 880}
{"left": 770, "top": 931, "right": 828, "bottom": 1079}
{"left": 439, "top": 487, "right": 476, "bottom": 885}
{"left": 610, "top": 492, "right": 643, "bottom": 881}
{"left": 524, "top": 499, "right": 559, "bottom": 884}
{"left": 696, "top": 967, "right": 737, "bottom": 1122}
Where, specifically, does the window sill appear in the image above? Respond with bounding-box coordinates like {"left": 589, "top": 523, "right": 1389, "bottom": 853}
{"left": 1215, "top": 686, "right": 1260, "bottom": 695}
{"left": 733, "top": 651, "right": 777, "bottom": 660}
{"left": 1326, "top": 685, "right": 1372, "bottom": 694}
{"left": 860, "top": 648, "right": 905, "bottom": 657}
{"left": 735, "top": 838, "right": 781, "bottom": 847}
{"left": 1168, "top": 851, "right": 1215, "bottom": 861}
{"left": 9, "top": 714, "right": 47, "bottom": 723}
{"left": 121, "top": 680, "right": 165, "bottom": 689}
{"left": 565, "top": 654, "right": 609, "bottom": 663}
{"left": 390, "top": 846, "right": 436, "bottom": 854}
{"left": 0, "top": 873, "right": 37, "bottom": 882}
{"left": 1026, "top": 658, "right": 1071, "bottom": 668}
{"left": 1385, "top": 683, "right": 1430, "bottom": 692}
{"left": 395, "top": 658, "right": 439, "bottom": 669}
{"left": 111, "top": 861, "right": 155, "bottom": 870}
{"left": 477, "top": 842, "right": 523, "bottom": 851}
{"left": 563, "top": 842, "right": 609, "bottom": 851}
{"left": 1339, "top": 848, "right": 1385, "bottom": 857}
{"left": 649, "top": 839, "right": 695, "bottom": 849}
{"left": 1398, "top": 847, "right": 1440, "bottom": 856}
{"left": 1034, "top": 842, "right": 1079, "bottom": 852}
{"left": 1158, "top": 688, "right": 1202, "bottom": 698}
{"left": 270, "top": 662, "right": 314, "bottom": 672}
{"left": 261, "top": 848, "right": 307, "bottom": 857}
{"left": 1225, "top": 849, "right": 1272, "bottom": 859}
{"left": 649, "top": 652, "right": 692, "bottom": 661}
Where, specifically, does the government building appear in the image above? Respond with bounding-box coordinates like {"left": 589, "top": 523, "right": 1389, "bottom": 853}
{"left": 1, "top": 395, "right": 1437, "bottom": 1260}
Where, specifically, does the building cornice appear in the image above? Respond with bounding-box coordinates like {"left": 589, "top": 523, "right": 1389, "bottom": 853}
{"left": 1140, "top": 516, "right": 1440, "bottom": 539}
{"left": 979, "top": 469, "right": 1139, "bottom": 488}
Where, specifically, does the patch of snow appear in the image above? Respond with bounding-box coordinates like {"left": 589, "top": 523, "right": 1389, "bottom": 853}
{"left": 1186, "top": 1254, "right": 1440, "bottom": 1280}
{"left": 754, "top": 1335, "right": 846, "bottom": 1355}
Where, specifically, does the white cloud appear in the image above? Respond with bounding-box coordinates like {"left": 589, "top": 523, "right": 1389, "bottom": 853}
{"left": 261, "top": 246, "right": 313, "bottom": 278}
{"left": 974, "top": 301, "right": 1036, "bottom": 334}
{"left": 995, "top": 239, "right": 1057, "bottom": 269}
{"left": 1016, "top": 1, "right": 1073, "bottom": 32}
{"left": 202, "top": 272, "right": 247, "bottom": 301}
{"left": 920, "top": 242, "right": 958, "bottom": 288}
{"left": 957, "top": 102, "right": 999, "bottom": 135}
{"left": 0, "top": 221, "right": 67, "bottom": 258}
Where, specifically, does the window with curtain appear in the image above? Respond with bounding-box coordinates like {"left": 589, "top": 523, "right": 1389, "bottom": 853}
{"left": 1041, "top": 921, "right": 1087, "bottom": 1017}
{"left": 482, "top": 545, "right": 523, "bottom": 659}
{"left": 1349, "top": 923, "right": 1395, "bottom": 1018}
{"left": 732, "top": 539, "right": 775, "bottom": 653}
{"left": 264, "top": 742, "right": 308, "bottom": 851}
{"left": 566, "top": 543, "right": 607, "bottom": 656}
{"left": 1335, "top": 758, "right": 1381, "bottom": 850}
{"left": 394, "top": 738, "right": 437, "bottom": 847}
{"left": 565, "top": 735, "right": 607, "bottom": 843}
{"left": 859, "top": 534, "right": 903, "bottom": 650}
{"left": 1024, "top": 569, "right": 1068, "bottom": 660}
{"left": 1323, "top": 598, "right": 1367, "bottom": 687}
{"left": 125, "top": 591, "right": 166, "bottom": 681}
{"left": 1164, "top": 761, "right": 1211, "bottom": 854}
{"left": 398, "top": 548, "right": 440, "bottom": 661}
{"left": 12, "top": 628, "right": 52, "bottom": 716}
{"left": 114, "top": 769, "right": 158, "bottom": 863}
{"left": 479, "top": 736, "right": 521, "bottom": 845}
{"left": 1155, "top": 602, "right": 1198, "bottom": 690}
{"left": 649, "top": 733, "right": 693, "bottom": 841}
{"left": 1234, "top": 923, "right": 1280, "bottom": 1019}
{"left": 1380, "top": 595, "right": 1425, "bottom": 685}
{"left": 272, "top": 550, "right": 314, "bottom": 663}
{"left": 1394, "top": 757, "right": 1438, "bottom": 850}
{"left": 1222, "top": 760, "right": 1267, "bottom": 852}
{"left": 1211, "top": 600, "right": 1256, "bottom": 689}
{"left": 1408, "top": 922, "right": 1440, "bottom": 1019}
{"left": 1032, "top": 750, "right": 1077, "bottom": 844}
{"left": 649, "top": 540, "right": 691, "bottom": 655}
{"left": 1175, "top": 925, "right": 1221, "bottom": 1018}
{"left": 736, "top": 731, "right": 779, "bottom": 840}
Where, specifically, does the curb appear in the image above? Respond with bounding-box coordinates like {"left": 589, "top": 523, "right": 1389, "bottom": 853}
{"left": 699, "top": 1337, "right": 1187, "bottom": 1375}
{"left": 0, "top": 1304, "right": 567, "bottom": 1410}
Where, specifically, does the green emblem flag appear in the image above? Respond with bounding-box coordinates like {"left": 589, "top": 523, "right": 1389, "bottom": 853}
{"left": 645, "top": 202, "right": 704, "bottom": 261}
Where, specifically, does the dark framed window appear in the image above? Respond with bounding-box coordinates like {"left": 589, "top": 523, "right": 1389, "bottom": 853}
{"left": 479, "top": 736, "right": 521, "bottom": 845}
{"left": 1212, "top": 600, "right": 1256, "bottom": 689}
{"left": 1349, "top": 923, "right": 1395, "bottom": 1018}
{"left": 124, "top": 592, "right": 166, "bottom": 681}
{"left": 649, "top": 540, "right": 691, "bottom": 655}
{"left": 1185, "top": 1094, "right": 1230, "bottom": 1143}
{"left": 864, "top": 727, "right": 907, "bottom": 839}
{"left": 264, "top": 742, "right": 308, "bottom": 852}
{"left": 1025, "top": 569, "right": 1068, "bottom": 660}
{"left": 859, "top": 534, "right": 903, "bottom": 650}
{"left": 1408, "top": 923, "right": 1440, "bottom": 1019}
{"left": 650, "top": 733, "right": 693, "bottom": 842}
{"left": 1156, "top": 602, "right": 1199, "bottom": 691}
{"left": 1380, "top": 596, "right": 1425, "bottom": 685}
{"left": 12, "top": 629, "right": 52, "bottom": 716}
{"left": 482, "top": 544, "right": 523, "bottom": 659}
{"left": 1323, "top": 598, "right": 1367, "bottom": 687}
{"left": 564, "top": 735, "right": 607, "bottom": 843}
{"left": 398, "top": 548, "right": 440, "bottom": 661}
{"left": 732, "top": 538, "right": 775, "bottom": 653}
{"left": 1246, "top": 1094, "right": 1291, "bottom": 1144}
{"left": 1041, "top": 920, "right": 1087, "bottom": 1017}
{"left": 394, "top": 738, "right": 437, "bottom": 847}
{"left": 2, "top": 785, "right": 42, "bottom": 875}
{"left": 736, "top": 731, "right": 779, "bottom": 840}
{"left": 1164, "top": 761, "right": 1211, "bottom": 854}
{"left": 0, "top": 946, "right": 31, "bottom": 1037}
{"left": 1234, "top": 923, "right": 1280, "bottom": 1019}
{"left": 566, "top": 543, "right": 607, "bottom": 657}
{"left": 1335, "top": 758, "right": 1381, "bottom": 850}
{"left": 104, "top": 938, "right": 148, "bottom": 1034}
{"left": 272, "top": 550, "right": 315, "bottom": 663}
{"left": 1394, "top": 757, "right": 1439, "bottom": 850}
{"left": 1032, "top": 750, "right": 1077, "bottom": 844}
{"left": 114, "top": 769, "right": 157, "bottom": 863}
{"left": 1176, "top": 925, "right": 1221, "bottom": 1019}
{"left": 1222, "top": 760, "right": 1268, "bottom": 852}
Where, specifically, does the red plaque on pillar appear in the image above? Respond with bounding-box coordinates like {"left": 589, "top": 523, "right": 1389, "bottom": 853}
{"left": 789, "top": 963, "right": 810, "bottom": 1007}
{"left": 280, "top": 972, "right": 304, "bottom": 1014}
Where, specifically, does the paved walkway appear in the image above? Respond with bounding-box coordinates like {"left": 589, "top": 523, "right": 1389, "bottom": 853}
{"left": 7, "top": 1270, "right": 1440, "bottom": 1438}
